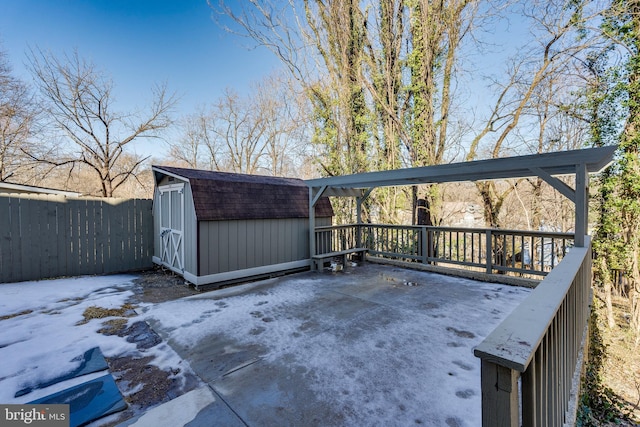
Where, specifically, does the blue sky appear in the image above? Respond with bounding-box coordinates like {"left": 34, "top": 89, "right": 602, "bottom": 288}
{"left": 0, "top": 0, "right": 534, "bottom": 161}
{"left": 0, "top": 0, "right": 279, "bottom": 156}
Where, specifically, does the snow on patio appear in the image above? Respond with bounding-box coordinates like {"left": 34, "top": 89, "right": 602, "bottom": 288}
{"left": 0, "top": 265, "right": 531, "bottom": 426}
{"left": 143, "top": 263, "right": 531, "bottom": 427}
{"left": 0, "top": 274, "right": 200, "bottom": 425}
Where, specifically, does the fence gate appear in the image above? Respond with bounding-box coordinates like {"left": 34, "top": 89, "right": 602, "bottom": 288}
{"left": 158, "top": 183, "right": 185, "bottom": 273}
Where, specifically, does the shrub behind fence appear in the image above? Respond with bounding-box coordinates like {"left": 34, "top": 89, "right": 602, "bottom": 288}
{"left": 0, "top": 194, "right": 153, "bottom": 283}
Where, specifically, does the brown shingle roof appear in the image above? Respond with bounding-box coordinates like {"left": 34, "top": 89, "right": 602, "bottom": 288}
{"left": 152, "top": 166, "right": 333, "bottom": 221}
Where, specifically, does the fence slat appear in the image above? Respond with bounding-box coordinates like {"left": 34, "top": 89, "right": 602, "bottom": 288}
{"left": 41, "top": 196, "right": 55, "bottom": 278}
{"left": 10, "top": 197, "right": 22, "bottom": 281}
{"left": 23, "top": 197, "right": 41, "bottom": 281}
{"left": 86, "top": 200, "right": 97, "bottom": 274}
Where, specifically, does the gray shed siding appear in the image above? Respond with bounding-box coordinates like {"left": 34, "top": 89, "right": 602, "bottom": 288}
{"left": 198, "top": 216, "right": 331, "bottom": 276}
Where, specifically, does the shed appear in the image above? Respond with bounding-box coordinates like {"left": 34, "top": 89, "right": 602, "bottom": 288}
{"left": 151, "top": 166, "right": 333, "bottom": 288}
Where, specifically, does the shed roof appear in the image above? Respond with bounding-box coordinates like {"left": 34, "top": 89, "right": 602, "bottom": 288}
{"left": 0, "top": 182, "right": 81, "bottom": 197}
{"left": 152, "top": 166, "right": 333, "bottom": 221}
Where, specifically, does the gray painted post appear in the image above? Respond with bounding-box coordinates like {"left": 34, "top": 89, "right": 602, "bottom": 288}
{"left": 480, "top": 360, "right": 519, "bottom": 427}
{"left": 575, "top": 163, "right": 587, "bottom": 247}
{"left": 485, "top": 229, "right": 493, "bottom": 274}
{"left": 309, "top": 187, "right": 316, "bottom": 270}
{"left": 421, "top": 227, "right": 428, "bottom": 264}
{"left": 356, "top": 196, "right": 363, "bottom": 248}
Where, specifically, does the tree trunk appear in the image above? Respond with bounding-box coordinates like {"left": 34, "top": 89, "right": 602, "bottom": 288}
{"left": 597, "top": 257, "right": 618, "bottom": 329}
{"left": 630, "top": 245, "right": 640, "bottom": 345}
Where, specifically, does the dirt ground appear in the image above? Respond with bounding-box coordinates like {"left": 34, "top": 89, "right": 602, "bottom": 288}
{"left": 598, "top": 296, "right": 640, "bottom": 423}
{"left": 94, "top": 268, "right": 203, "bottom": 426}
{"left": 128, "top": 268, "right": 201, "bottom": 304}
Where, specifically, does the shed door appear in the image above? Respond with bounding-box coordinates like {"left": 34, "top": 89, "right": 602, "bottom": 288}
{"left": 158, "top": 183, "right": 185, "bottom": 273}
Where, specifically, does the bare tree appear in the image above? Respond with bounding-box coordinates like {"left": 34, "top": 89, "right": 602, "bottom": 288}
{"left": 466, "top": 0, "right": 605, "bottom": 227}
{"left": 213, "top": 0, "right": 486, "bottom": 224}
{"left": 0, "top": 47, "right": 40, "bottom": 183}
{"left": 254, "top": 73, "right": 310, "bottom": 176}
{"left": 207, "top": 87, "right": 268, "bottom": 174}
{"left": 168, "top": 107, "right": 211, "bottom": 169}
{"left": 26, "top": 48, "right": 176, "bottom": 197}
{"left": 211, "top": 0, "right": 309, "bottom": 81}
{"left": 484, "top": 69, "right": 593, "bottom": 232}
{"left": 167, "top": 72, "right": 309, "bottom": 176}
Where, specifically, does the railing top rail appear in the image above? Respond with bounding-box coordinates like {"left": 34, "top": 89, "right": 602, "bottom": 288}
{"left": 314, "top": 224, "right": 360, "bottom": 231}
{"left": 473, "top": 236, "right": 590, "bottom": 372}
{"left": 315, "top": 223, "right": 574, "bottom": 239}
{"left": 488, "top": 229, "right": 574, "bottom": 239}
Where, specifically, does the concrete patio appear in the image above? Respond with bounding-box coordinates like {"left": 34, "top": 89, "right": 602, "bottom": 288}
{"left": 141, "top": 264, "right": 530, "bottom": 427}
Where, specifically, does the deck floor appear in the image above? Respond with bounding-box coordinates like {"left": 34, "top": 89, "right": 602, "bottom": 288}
{"left": 144, "top": 263, "right": 530, "bottom": 427}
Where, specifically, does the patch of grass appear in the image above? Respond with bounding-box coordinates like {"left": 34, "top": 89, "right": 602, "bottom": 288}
{"left": 0, "top": 309, "right": 33, "bottom": 321}
{"left": 76, "top": 303, "right": 137, "bottom": 325}
{"left": 98, "top": 318, "right": 129, "bottom": 336}
{"left": 42, "top": 310, "right": 62, "bottom": 315}
{"left": 56, "top": 297, "right": 84, "bottom": 303}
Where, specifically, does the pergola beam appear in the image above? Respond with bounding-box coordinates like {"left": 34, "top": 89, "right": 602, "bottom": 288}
{"left": 306, "top": 146, "right": 616, "bottom": 190}
{"left": 529, "top": 167, "right": 576, "bottom": 202}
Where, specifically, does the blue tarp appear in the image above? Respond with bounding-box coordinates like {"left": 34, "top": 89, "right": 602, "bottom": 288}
{"left": 29, "top": 374, "right": 127, "bottom": 427}
{"left": 16, "top": 347, "right": 109, "bottom": 397}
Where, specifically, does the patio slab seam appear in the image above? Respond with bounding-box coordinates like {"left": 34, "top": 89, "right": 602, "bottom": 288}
{"left": 206, "top": 384, "right": 250, "bottom": 427}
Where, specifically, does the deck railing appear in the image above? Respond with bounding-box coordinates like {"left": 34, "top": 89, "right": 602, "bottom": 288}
{"left": 473, "top": 236, "right": 592, "bottom": 426}
{"left": 314, "top": 223, "right": 573, "bottom": 277}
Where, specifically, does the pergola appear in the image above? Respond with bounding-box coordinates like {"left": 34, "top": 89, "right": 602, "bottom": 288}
{"left": 306, "top": 145, "right": 617, "bottom": 261}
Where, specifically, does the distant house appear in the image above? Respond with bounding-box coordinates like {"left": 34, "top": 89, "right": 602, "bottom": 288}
{"left": 0, "top": 182, "right": 80, "bottom": 197}
{"left": 151, "top": 166, "right": 334, "bottom": 289}
{"left": 442, "top": 202, "right": 484, "bottom": 228}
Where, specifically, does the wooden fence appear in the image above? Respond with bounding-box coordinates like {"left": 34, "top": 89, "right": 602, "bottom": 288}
{"left": 0, "top": 194, "right": 153, "bottom": 283}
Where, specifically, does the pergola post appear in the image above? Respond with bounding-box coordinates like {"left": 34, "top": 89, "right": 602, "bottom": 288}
{"left": 355, "top": 188, "right": 373, "bottom": 249}
{"left": 356, "top": 196, "right": 363, "bottom": 248}
{"left": 309, "top": 187, "right": 316, "bottom": 269}
{"left": 575, "top": 163, "right": 588, "bottom": 248}
{"left": 309, "top": 186, "right": 326, "bottom": 270}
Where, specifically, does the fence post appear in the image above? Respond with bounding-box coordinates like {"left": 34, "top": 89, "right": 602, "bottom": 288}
{"left": 480, "top": 360, "right": 519, "bottom": 427}
{"left": 421, "top": 226, "right": 428, "bottom": 264}
{"left": 486, "top": 229, "right": 493, "bottom": 274}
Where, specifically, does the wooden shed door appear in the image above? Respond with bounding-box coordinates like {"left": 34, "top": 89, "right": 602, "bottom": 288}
{"left": 158, "top": 183, "right": 185, "bottom": 273}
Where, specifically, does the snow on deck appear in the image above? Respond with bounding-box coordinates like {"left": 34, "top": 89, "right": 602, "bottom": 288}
{"left": 144, "top": 264, "right": 530, "bottom": 427}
